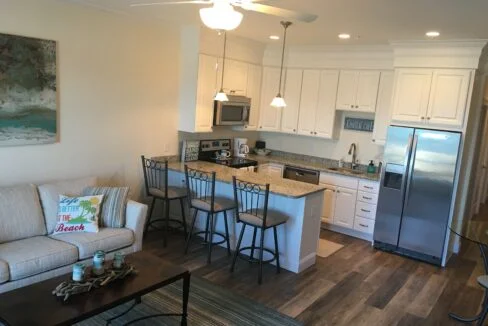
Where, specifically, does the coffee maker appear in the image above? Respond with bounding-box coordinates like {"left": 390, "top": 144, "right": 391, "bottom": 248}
{"left": 233, "top": 138, "right": 249, "bottom": 158}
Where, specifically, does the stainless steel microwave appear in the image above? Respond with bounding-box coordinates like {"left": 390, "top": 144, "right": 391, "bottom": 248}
{"left": 213, "top": 95, "right": 251, "bottom": 126}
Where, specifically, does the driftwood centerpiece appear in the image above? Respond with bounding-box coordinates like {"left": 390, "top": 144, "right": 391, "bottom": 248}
{"left": 52, "top": 264, "right": 137, "bottom": 301}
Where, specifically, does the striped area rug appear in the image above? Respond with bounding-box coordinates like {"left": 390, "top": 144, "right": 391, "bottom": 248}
{"left": 77, "top": 277, "right": 302, "bottom": 326}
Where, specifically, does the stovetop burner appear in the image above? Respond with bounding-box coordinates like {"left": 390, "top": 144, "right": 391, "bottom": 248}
{"left": 204, "top": 157, "right": 258, "bottom": 169}
{"left": 198, "top": 139, "right": 258, "bottom": 169}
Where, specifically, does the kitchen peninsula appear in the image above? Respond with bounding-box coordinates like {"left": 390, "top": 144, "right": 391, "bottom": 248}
{"left": 159, "top": 159, "right": 325, "bottom": 274}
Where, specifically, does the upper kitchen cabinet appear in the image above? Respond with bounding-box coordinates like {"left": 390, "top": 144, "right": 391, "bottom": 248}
{"left": 391, "top": 68, "right": 472, "bottom": 129}
{"left": 297, "top": 70, "right": 340, "bottom": 139}
{"left": 281, "top": 69, "right": 303, "bottom": 134}
{"left": 221, "top": 58, "right": 248, "bottom": 96}
{"left": 241, "top": 64, "right": 262, "bottom": 130}
{"left": 336, "top": 70, "right": 380, "bottom": 113}
{"left": 259, "top": 67, "right": 282, "bottom": 132}
{"left": 179, "top": 53, "right": 219, "bottom": 133}
{"left": 372, "top": 71, "right": 394, "bottom": 145}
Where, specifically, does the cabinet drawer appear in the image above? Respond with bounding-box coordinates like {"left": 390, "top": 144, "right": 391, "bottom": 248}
{"left": 358, "top": 180, "right": 379, "bottom": 193}
{"left": 321, "top": 216, "right": 333, "bottom": 224}
{"left": 355, "top": 201, "right": 377, "bottom": 220}
{"left": 358, "top": 191, "right": 378, "bottom": 204}
{"left": 354, "top": 216, "right": 375, "bottom": 234}
{"left": 320, "top": 172, "right": 359, "bottom": 189}
{"left": 333, "top": 216, "right": 354, "bottom": 228}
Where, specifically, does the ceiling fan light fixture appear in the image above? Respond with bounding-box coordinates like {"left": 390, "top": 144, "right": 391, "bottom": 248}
{"left": 270, "top": 94, "right": 287, "bottom": 108}
{"left": 199, "top": 3, "right": 243, "bottom": 31}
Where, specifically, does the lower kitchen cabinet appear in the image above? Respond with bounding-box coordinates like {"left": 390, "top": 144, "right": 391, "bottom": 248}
{"left": 333, "top": 187, "right": 357, "bottom": 228}
{"left": 354, "top": 216, "right": 375, "bottom": 234}
{"left": 321, "top": 184, "right": 336, "bottom": 224}
{"left": 259, "top": 163, "right": 284, "bottom": 178}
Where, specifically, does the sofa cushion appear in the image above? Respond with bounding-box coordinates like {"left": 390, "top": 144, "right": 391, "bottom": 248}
{"left": 0, "top": 184, "right": 47, "bottom": 244}
{"left": 51, "top": 228, "right": 134, "bottom": 259}
{"left": 38, "top": 177, "right": 97, "bottom": 234}
{"left": 0, "top": 259, "right": 9, "bottom": 284}
{"left": 0, "top": 236, "right": 78, "bottom": 281}
{"left": 83, "top": 187, "right": 129, "bottom": 228}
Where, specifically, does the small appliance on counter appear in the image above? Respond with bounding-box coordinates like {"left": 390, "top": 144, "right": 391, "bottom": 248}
{"left": 234, "top": 138, "right": 249, "bottom": 158}
{"left": 253, "top": 140, "right": 271, "bottom": 156}
{"left": 199, "top": 139, "right": 257, "bottom": 169}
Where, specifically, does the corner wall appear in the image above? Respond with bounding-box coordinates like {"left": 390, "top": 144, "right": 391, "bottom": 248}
{"left": 0, "top": 0, "right": 180, "bottom": 198}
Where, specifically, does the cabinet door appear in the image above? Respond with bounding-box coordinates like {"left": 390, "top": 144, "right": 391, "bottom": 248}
{"left": 297, "top": 70, "right": 320, "bottom": 136}
{"left": 268, "top": 165, "right": 284, "bottom": 178}
{"left": 222, "top": 59, "right": 248, "bottom": 96}
{"left": 281, "top": 69, "right": 303, "bottom": 134}
{"left": 426, "top": 69, "right": 471, "bottom": 128}
{"left": 315, "top": 70, "right": 340, "bottom": 138}
{"left": 195, "top": 54, "right": 218, "bottom": 132}
{"left": 321, "top": 184, "right": 336, "bottom": 224}
{"left": 355, "top": 71, "right": 380, "bottom": 112}
{"left": 336, "top": 70, "right": 358, "bottom": 110}
{"left": 244, "top": 64, "right": 262, "bottom": 130}
{"left": 333, "top": 187, "right": 357, "bottom": 228}
{"left": 391, "top": 69, "right": 432, "bottom": 124}
{"left": 259, "top": 67, "right": 282, "bottom": 131}
{"left": 372, "top": 71, "right": 394, "bottom": 145}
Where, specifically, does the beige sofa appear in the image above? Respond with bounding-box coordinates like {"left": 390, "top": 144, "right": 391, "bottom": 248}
{"left": 0, "top": 177, "right": 148, "bottom": 293}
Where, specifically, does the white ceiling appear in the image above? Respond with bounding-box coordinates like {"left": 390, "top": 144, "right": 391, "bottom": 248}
{"left": 65, "top": 0, "right": 488, "bottom": 45}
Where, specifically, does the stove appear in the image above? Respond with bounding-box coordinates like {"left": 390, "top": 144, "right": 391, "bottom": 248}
{"left": 199, "top": 139, "right": 258, "bottom": 169}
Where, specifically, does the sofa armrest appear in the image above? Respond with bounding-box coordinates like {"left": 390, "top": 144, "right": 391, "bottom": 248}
{"left": 125, "top": 200, "right": 148, "bottom": 252}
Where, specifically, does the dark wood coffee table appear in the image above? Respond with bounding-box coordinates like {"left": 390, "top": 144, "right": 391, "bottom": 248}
{"left": 0, "top": 251, "right": 190, "bottom": 326}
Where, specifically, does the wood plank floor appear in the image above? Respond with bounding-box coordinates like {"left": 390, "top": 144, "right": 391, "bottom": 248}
{"left": 143, "top": 221, "right": 486, "bottom": 325}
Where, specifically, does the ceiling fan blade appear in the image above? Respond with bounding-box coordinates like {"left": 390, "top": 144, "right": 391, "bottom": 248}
{"left": 130, "top": 0, "right": 212, "bottom": 7}
{"left": 240, "top": 3, "right": 317, "bottom": 23}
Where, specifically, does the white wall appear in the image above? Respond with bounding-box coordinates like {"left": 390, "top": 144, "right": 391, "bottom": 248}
{"left": 0, "top": 0, "right": 180, "bottom": 198}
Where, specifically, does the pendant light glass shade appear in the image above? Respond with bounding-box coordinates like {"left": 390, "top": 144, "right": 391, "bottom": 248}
{"left": 214, "top": 89, "right": 229, "bottom": 102}
{"left": 270, "top": 21, "right": 292, "bottom": 108}
{"left": 199, "top": 3, "right": 243, "bottom": 31}
{"left": 270, "top": 94, "right": 286, "bottom": 108}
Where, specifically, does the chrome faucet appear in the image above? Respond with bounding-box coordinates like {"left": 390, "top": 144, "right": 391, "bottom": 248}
{"left": 348, "top": 143, "right": 357, "bottom": 169}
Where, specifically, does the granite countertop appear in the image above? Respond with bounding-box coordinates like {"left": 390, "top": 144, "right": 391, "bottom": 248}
{"left": 159, "top": 160, "right": 325, "bottom": 199}
{"left": 247, "top": 154, "right": 381, "bottom": 181}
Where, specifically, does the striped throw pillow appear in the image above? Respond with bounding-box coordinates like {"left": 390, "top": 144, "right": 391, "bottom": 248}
{"left": 83, "top": 187, "right": 129, "bottom": 228}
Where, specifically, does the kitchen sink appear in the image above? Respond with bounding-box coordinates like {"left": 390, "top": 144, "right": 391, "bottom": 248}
{"left": 327, "top": 167, "right": 365, "bottom": 175}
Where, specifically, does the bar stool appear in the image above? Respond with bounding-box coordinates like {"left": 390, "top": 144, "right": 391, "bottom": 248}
{"left": 230, "top": 176, "right": 289, "bottom": 284}
{"left": 184, "top": 165, "right": 235, "bottom": 264}
{"left": 141, "top": 156, "right": 187, "bottom": 247}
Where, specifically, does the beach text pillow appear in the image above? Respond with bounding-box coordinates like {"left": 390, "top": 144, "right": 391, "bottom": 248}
{"left": 53, "top": 195, "right": 104, "bottom": 234}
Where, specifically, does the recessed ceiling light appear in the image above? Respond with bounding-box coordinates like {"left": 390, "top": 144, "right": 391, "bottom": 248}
{"left": 426, "top": 31, "right": 440, "bottom": 38}
{"left": 269, "top": 35, "right": 280, "bottom": 40}
{"left": 338, "top": 33, "right": 351, "bottom": 40}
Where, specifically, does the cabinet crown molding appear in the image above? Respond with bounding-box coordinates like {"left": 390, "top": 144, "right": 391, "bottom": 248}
{"left": 390, "top": 39, "right": 488, "bottom": 69}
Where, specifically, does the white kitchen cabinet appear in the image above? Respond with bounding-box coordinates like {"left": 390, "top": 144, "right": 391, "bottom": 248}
{"left": 391, "top": 69, "right": 432, "bottom": 124}
{"left": 426, "top": 69, "right": 471, "bottom": 127}
{"left": 333, "top": 187, "right": 357, "bottom": 228}
{"left": 237, "top": 64, "right": 262, "bottom": 131}
{"left": 336, "top": 70, "right": 380, "bottom": 113}
{"left": 194, "top": 54, "right": 219, "bottom": 132}
{"left": 259, "top": 163, "right": 284, "bottom": 178}
{"left": 281, "top": 69, "right": 303, "bottom": 134}
{"left": 391, "top": 68, "right": 471, "bottom": 129}
{"left": 372, "top": 71, "right": 394, "bottom": 145}
{"left": 297, "top": 70, "right": 339, "bottom": 139}
{"left": 222, "top": 59, "right": 248, "bottom": 96}
{"left": 321, "top": 183, "right": 336, "bottom": 224}
{"left": 259, "top": 67, "right": 282, "bottom": 132}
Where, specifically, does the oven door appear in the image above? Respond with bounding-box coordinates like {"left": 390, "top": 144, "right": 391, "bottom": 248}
{"left": 214, "top": 101, "right": 250, "bottom": 126}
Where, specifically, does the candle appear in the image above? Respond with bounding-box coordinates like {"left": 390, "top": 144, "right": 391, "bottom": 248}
{"left": 92, "top": 250, "right": 105, "bottom": 276}
{"left": 113, "top": 252, "right": 125, "bottom": 269}
{"left": 72, "top": 263, "right": 85, "bottom": 282}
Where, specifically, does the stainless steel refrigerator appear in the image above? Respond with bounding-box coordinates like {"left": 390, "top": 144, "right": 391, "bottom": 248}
{"left": 373, "top": 126, "right": 461, "bottom": 265}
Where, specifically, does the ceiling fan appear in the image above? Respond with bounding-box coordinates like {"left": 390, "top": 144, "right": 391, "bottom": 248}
{"left": 130, "top": 0, "right": 318, "bottom": 31}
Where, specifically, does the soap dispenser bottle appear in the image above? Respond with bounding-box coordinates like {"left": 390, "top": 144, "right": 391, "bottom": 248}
{"left": 367, "top": 160, "right": 376, "bottom": 174}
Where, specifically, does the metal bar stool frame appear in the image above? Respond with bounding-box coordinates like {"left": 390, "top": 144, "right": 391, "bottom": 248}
{"left": 184, "top": 165, "right": 232, "bottom": 264}
{"left": 141, "top": 156, "right": 188, "bottom": 247}
{"left": 230, "top": 176, "right": 284, "bottom": 284}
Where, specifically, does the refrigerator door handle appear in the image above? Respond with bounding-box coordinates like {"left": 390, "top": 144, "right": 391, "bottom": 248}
{"left": 404, "top": 135, "right": 419, "bottom": 207}
{"left": 399, "top": 134, "right": 414, "bottom": 195}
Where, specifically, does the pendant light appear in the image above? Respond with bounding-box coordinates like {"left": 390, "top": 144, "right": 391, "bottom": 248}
{"left": 271, "top": 21, "right": 292, "bottom": 108}
{"left": 215, "top": 31, "right": 229, "bottom": 102}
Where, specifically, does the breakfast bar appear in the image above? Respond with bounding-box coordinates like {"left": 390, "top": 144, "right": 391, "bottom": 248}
{"left": 161, "top": 160, "right": 325, "bottom": 274}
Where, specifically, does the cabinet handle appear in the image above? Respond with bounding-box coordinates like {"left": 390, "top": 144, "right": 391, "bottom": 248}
{"left": 362, "top": 196, "right": 372, "bottom": 200}
{"left": 260, "top": 126, "right": 262, "bottom": 129}
{"left": 421, "top": 116, "right": 425, "bottom": 120}
{"left": 314, "top": 132, "right": 317, "bottom": 135}
{"left": 361, "top": 209, "right": 371, "bottom": 213}
{"left": 427, "top": 117, "right": 431, "bottom": 120}
{"left": 244, "top": 126, "right": 248, "bottom": 129}
{"left": 350, "top": 105, "right": 354, "bottom": 108}
{"left": 372, "top": 139, "right": 376, "bottom": 142}
{"left": 364, "top": 186, "right": 373, "bottom": 189}
{"left": 337, "top": 190, "right": 341, "bottom": 193}
{"left": 359, "top": 223, "right": 368, "bottom": 228}
{"left": 355, "top": 105, "right": 359, "bottom": 108}
{"left": 293, "top": 129, "right": 296, "bottom": 132}
{"left": 310, "top": 131, "right": 313, "bottom": 134}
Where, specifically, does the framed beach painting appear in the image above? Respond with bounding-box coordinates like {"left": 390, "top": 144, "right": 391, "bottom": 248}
{"left": 0, "top": 33, "right": 57, "bottom": 147}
